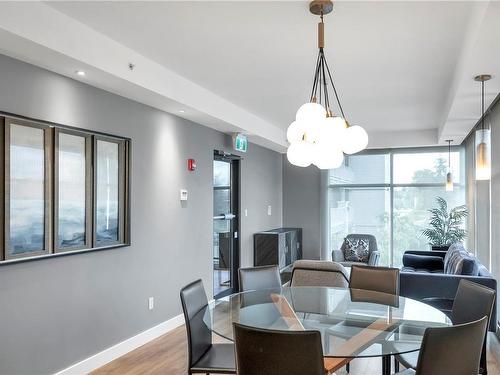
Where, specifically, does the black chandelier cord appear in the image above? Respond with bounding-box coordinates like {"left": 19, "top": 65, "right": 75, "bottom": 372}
{"left": 310, "top": 51, "right": 322, "bottom": 102}
{"left": 307, "top": 12, "right": 347, "bottom": 120}
{"left": 324, "top": 57, "right": 346, "bottom": 119}
{"left": 321, "top": 51, "right": 331, "bottom": 114}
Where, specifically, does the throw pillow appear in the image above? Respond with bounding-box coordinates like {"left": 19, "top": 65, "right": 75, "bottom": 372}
{"left": 343, "top": 237, "right": 370, "bottom": 263}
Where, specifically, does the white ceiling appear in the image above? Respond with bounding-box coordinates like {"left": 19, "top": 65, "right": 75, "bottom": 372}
{"left": 0, "top": 1, "right": 499, "bottom": 151}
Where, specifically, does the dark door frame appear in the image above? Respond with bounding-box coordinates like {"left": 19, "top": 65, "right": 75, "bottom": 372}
{"left": 213, "top": 150, "right": 241, "bottom": 298}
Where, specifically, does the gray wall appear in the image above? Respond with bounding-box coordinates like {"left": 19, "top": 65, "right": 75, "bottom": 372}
{"left": 0, "top": 54, "right": 282, "bottom": 374}
{"left": 282, "top": 156, "right": 321, "bottom": 260}
{"left": 489, "top": 98, "right": 500, "bottom": 326}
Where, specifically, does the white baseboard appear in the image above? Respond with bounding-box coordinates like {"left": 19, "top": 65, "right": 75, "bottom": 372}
{"left": 55, "top": 314, "right": 185, "bottom": 375}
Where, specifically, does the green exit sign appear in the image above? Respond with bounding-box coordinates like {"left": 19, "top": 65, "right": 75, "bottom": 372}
{"left": 233, "top": 133, "right": 248, "bottom": 153}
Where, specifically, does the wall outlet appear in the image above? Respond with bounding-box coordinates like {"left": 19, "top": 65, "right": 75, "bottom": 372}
{"left": 148, "top": 297, "right": 154, "bottom": 310}
{"left": 244, "top": 209, "right": 248, "bottom": 217}
{"left": 267, "top": 205, "right": 272, "bottom": 216}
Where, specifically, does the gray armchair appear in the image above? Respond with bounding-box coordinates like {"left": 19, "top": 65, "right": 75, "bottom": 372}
{"left": 332, "top": 234, "right": 380, "bottom": 267}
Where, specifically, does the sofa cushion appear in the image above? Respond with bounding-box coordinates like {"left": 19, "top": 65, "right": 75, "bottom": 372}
{"left": 342, "top": 237, "right": 370, "bottom": 263}
{"left": 443, "top": 243, "right": 479, "bottom": 276}
{"left": 403, "top": 254, "right": 444, "bottom": 271}
{"left": 401, "top": 266, "right": 443, "bottom": 274}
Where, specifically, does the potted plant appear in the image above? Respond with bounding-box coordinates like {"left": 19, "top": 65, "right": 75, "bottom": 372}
{"left": 422, "top": 196, "right": 468, "bottom": 251}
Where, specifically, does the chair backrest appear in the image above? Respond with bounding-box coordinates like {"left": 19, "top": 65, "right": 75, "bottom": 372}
{"left": 349, "top": 265, "right": 400, "bottom": 295}
{"left": 179, "top": 279, "right": 211, "bottom": 367}
{"left": 451, "top": 279, "right": 496, "bottom": 326}
{"left": 341, "top": 234, "right": 378, "bottom": 253}
{"left": 239, "top": 265, "right": 282, "bottom": 292}
{"left": 415, "top": 317, "right": 488, "bottom": 375}
{"left": 233, "top": 323, "right": 325, "bottom": 375}
{"left": 290, "top": 260, "right": 349, "bottom": 288}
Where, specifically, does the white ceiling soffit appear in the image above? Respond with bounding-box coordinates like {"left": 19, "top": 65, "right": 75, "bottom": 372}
{"left": 0, "top": 1, "right": 286, "bottom": 152}
{"left": 439, "top": 0, "right": 500, "bottom": 145}
{"left": 0, "top": 1, "right": 498, "bottom": 152}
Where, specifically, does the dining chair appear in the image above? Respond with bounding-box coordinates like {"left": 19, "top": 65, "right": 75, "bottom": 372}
{"left": 349, "top": 265, "right": 400, "bottom": 295}
{"left": 180, "top": 279, "right": 236, "bottom": 374}
{"left": 395, "top": 279, "right": 495, "bottom": 374}
{"left": 233, "top": 322, "right": 326, "bottom": 375}
{"left": 394, "top": 317, "right": 488, "bottom": 375}
{"left": 239, "top": 265, "right": 282, "bottom": 292}
{"left": 290, "top": 260, "right": 349, "bottom": 288}
{"left": 347, "top": 265, "right": 399, "bottom": 374}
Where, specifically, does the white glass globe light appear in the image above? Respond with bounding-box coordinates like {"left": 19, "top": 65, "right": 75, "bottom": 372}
{"left": 319, "top": 116, "right": 347, "bottom": 148}
{"left": 295, "top": 102, "right": 326, "bottom": 124}
{"left": 313, "top": 144, "right": 344, "bottom": 169}
{"left": 286, "top": 121, "right": 307, "bottom": 143}
{"left": 287, "top": 141, "right": 313, "bottom": 167}
{"left": 342, "top": 125, "right": 369, "bottom": 154}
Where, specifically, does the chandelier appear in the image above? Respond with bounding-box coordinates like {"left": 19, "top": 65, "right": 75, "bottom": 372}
{"left": 287, "top": 0, "right": 368, "bottom": 169}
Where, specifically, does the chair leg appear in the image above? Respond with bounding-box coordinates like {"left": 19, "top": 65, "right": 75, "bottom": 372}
{"left": 394, "top": 356, "right": 399, "bottom": 372}
{"left": 382, "top": 355, "right": 391, "bottom": 375}
{"left": 480, "top": 337, "right": 487, "bottom": 375}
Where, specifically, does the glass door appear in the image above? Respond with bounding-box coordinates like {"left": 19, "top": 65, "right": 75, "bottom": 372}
{"left": 213, "top": 152, "right": 240, "bottom": 298}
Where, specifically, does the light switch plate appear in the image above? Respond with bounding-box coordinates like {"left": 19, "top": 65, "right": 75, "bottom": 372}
{"left": 267, "top": 205, "right": 272, "bottom": 216}
{"left": 180, "top": 189, "right": 188, "bottom": 201}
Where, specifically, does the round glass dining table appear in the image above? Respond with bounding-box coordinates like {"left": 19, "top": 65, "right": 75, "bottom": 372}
{"left": 203, "top": 287, "right": 451, "bottom": 374}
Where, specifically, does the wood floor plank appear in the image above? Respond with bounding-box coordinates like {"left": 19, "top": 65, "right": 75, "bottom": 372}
{"left": 92, "top": 326, "right": 500, "bottom": 375}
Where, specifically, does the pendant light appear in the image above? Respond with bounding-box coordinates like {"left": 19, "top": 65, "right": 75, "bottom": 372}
{"left": 475, "top": 74, "right": 492, "bottom": 181}
{"left": 286, "top": 0, "right": 368, "bottom": 169}
{"left": 445, "top": 140, "right": 453, "bottom": 192}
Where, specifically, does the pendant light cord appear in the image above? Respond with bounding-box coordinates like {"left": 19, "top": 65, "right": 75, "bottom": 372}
{"left": 482, "top": 80, "right": 485, "bottom": 131}
{"left": 308, "top": 12, "right": 347, "bottom": 120}
{"left": 448, "top": 140, "right": 451, "bottom": 170}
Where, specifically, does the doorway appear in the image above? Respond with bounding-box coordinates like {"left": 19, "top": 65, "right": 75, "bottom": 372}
{"left": 213, "top": 151, "right": 240, "bottom": 298}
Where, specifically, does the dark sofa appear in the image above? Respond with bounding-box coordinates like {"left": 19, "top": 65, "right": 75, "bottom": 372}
{"left": 400, "top": 244, "right": 497, "bottom": 331}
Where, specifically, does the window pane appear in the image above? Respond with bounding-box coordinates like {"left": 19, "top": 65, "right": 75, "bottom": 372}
{"left": 9, "top": 124, "right": 45, "bottom": 255}
{"left": 393, "top": 151, "right": 461, "bottom": 184}
{"left": 96, "top": 140, "right": 119, "bottom": 244}
{"left": 214, "top": 160, "right": 230, "bottom": 187}
{"left": 393, "top": 187, "right": 466, "bottom": 266}
{"left": 58, "top": 133, "right": 86, "bottom": 248}
{"left": 329, "top": 187, "right": 390, "bottom": 266}
{"left": 330, "top": 153, "right": 390, "bottom": 185}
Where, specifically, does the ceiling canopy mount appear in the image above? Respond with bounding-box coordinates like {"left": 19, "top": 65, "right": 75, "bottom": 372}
{"left": 309, "top": 0, "right": 334, "bottom": 16}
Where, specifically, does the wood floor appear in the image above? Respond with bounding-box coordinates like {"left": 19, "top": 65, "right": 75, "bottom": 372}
{"left": 92, "top": 326, "right": 500, "bottom": 375}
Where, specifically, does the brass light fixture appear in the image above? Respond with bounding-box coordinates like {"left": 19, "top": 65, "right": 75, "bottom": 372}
{"left": 475, "top": 74, "right": 492, "bottom": 181}
{"left": 445, "top": 140, "right": 453, "bottom": 192}
{"left": 286, "top": 0, "right": 368, "bottom": 169}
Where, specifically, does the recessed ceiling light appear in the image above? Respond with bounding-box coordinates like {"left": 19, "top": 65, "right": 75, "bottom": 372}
{"left": 179, "top": 110, "right": 185, "bottom": 113}
{"left": 76, "top": 70, "right": 86, "bottom": 77}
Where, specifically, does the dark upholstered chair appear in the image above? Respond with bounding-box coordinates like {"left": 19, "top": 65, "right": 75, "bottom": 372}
{"left": 396, "top": 279, "right": 495, "bottom": 374}
{"left": 332, "top": 234, "right": 380, "bottom": 267}
{"left": 239, "top": 265, "right": 282, "bottom": 292}
{"left": 394, "top": 317, "right": 488, "bottom": 375}
{"left": 233, "top": 323, "right": 325, "bottom": 375}
{"left": 290, "top": 260, "right": 349, "bottom": 288}
{"left": 349, "top": 265, "right": 400, "bottom": 295}
{"left": 180, "top": 279, "right": 236, "bottom": 374}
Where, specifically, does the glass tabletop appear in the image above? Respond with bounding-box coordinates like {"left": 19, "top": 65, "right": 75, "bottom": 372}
{"left": 203, "top": 286, "right": 451, "bottom": 358}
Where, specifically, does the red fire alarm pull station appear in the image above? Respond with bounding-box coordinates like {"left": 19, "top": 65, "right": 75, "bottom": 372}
{"left": 188, "top": 159, "right": 196, "bottom": 171}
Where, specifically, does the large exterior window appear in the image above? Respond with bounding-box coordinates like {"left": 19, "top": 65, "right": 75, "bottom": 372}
{"left": 328, "top": 148, "right": 465, "bottom": 266}
{"left": 1, "top": 115, "right": 130, "bottom": 263}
